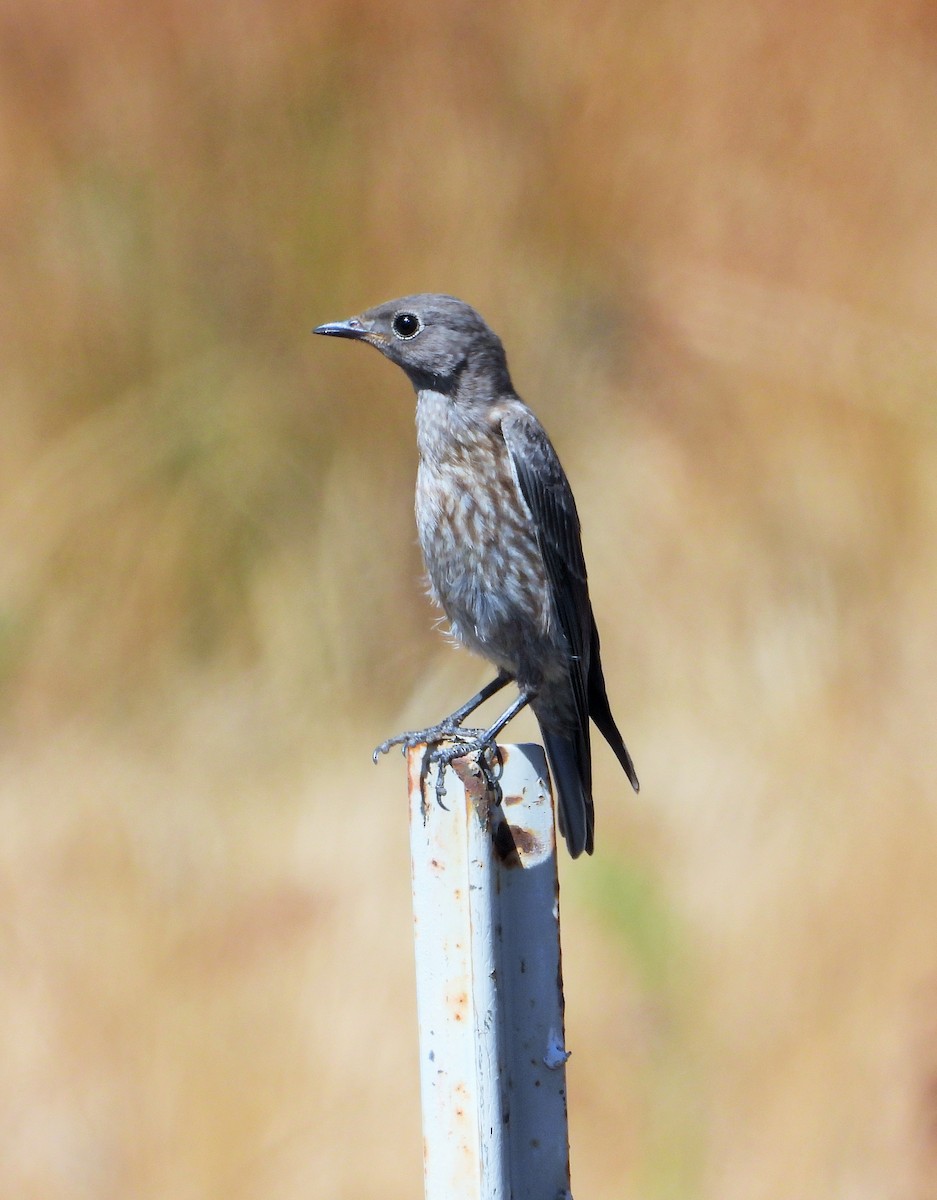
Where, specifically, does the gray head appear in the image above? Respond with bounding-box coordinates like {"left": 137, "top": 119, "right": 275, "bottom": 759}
{"left": 314, "top": 293, "right": 512, "bottom": 395}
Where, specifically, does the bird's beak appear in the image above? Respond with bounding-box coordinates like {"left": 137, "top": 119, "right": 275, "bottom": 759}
{"left": 313, "top": 316, "right": 370, "bottom": 340}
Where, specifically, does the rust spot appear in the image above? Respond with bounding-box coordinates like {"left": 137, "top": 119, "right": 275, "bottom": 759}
{"left": 509, "top": 825, "right": 538, "bottom": 855}
{"left": 501, "top": 791, "right": 524, "bottom": 807}
{"left": 493, "top": 821, "right": 541, "bottom": 866}
{"left": 453, "top": 748, "right": 503, "bottom": 812}
{"left": 453, "top": 753, "right": 494, "bottom": 795}
{"left": 449, "top": 752, "right": 501, "bottom": 837}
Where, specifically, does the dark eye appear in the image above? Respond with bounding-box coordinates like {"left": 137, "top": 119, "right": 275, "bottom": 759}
{"left": 392, "top": 311, "right": 421, "bottom": 339}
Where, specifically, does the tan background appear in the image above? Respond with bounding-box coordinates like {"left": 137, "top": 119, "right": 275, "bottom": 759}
{"left": 2, "top": 1, "right": 936, "bottom": 1196}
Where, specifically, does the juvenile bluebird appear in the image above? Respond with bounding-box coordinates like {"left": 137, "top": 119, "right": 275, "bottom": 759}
{"left": 315, "top": 294, "right": 638, "bottom": 857}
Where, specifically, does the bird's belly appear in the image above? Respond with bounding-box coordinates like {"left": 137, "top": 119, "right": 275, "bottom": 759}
{"left": 415, "top": 461, "right": 553, "bottom": 670}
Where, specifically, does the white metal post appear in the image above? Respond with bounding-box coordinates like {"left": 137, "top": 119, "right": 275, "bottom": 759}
{"left": 408, "top": 742, "right": 572, "bottom": 1200}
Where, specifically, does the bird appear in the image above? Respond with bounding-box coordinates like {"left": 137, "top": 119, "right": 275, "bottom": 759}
{"left": 314, "top": 294, "right": 638, "bottom": 857}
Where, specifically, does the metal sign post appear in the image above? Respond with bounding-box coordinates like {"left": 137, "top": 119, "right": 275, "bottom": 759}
{"left": 408, "top": 743, "right": 573, "bottom": 1200}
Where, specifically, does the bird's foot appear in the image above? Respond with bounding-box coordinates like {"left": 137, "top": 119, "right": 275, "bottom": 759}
{"left": 373, "top": 723, "right": 501, "bottom": 807}
{"left": 425, "top": 736, "right": 502, "bottom": 806}
{"left": 372, "top": 720, "right": 487, "bottom": 764}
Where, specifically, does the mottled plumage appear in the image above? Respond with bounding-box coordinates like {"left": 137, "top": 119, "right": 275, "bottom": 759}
{"left": 315, "top": 294, "right": 638, "bottom": 857}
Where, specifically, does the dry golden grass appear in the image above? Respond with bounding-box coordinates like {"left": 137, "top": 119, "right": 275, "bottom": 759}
{"left": 2, "top": 1, "right": 937, "bottom": 1196}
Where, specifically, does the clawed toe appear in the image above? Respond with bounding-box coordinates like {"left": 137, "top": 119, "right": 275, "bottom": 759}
{"left": 371, "top": 731, "right": 432, "bottom": 762}
{"left": 372, "top": 734, "right": 416, "bottom": 763}
{"left": 428, "top": 740, "right": 476, "bottom": 768}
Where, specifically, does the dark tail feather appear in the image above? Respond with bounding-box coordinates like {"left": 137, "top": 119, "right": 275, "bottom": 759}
{"left": 588, "top": 632, "right": 640, "bottom": 793}
{"left": 542, "top": 727, "right": 594, "bottom": 858}
{"left": 590, "top": 695, "right": 639, "bottom": 793}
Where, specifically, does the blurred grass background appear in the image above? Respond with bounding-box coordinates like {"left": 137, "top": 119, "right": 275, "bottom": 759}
{"left": 2, "top": 1, "right": 937, "bottom": 1196}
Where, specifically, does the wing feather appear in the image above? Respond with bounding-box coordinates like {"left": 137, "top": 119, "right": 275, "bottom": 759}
{"left": 500, "top": 406, "right": 591, "bottom": 729}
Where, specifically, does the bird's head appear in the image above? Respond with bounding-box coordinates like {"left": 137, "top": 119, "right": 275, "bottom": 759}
{"left": 314, "top": 293, "right": 511, "bottom": 396}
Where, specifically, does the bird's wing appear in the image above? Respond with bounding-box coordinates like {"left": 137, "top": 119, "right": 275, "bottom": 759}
{"left": 501, "top": 403, "right": 640, "bottom": 802}
{"left": 500, "top": 405, "right": 592, "bottom": 726}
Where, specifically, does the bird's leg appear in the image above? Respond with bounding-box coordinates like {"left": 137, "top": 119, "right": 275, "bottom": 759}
{"left": 441, "top": 670, "right": 513, "bottom": 727}
{"left": 372, "top": 671, "right": 512, "bottom": 763}
{"left": 428, "top": 689, "right": 534, "bottom": 805}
